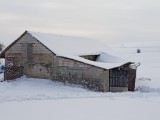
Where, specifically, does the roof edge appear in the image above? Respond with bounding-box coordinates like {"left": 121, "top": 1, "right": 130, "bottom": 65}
{"left": 0, "top": 31, "right": 28, "bottom": 58}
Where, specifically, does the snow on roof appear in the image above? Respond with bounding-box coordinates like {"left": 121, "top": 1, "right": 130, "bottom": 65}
{"left": 27, "top": 31, "right": 132, "bottom": 69}
{"left": 96, "top": 52, "right": 125, "bottom": 63}
{"left": 28, "top": 31, "right": 110, "bottom": 56}
{"left": 58, "top": 54, "right": 130, "bottom": 69}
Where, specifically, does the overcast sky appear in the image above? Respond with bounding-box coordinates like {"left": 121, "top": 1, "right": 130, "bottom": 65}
{"left": 1, "top": 0, "right": 160, "bottom": 46}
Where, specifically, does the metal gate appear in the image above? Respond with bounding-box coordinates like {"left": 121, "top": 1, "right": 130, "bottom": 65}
{"left": 4, "top": 66, "right": 24, "bottom": 80}
{"left": 109, "top": 70, "right": 128, "bottom": 87}
{"left": 109, "top": 69, "right": 136, "bottom": 91}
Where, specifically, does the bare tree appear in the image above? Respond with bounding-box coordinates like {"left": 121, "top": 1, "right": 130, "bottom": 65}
{"left": 0, "top": 43, "right": 4, "bottom": 52}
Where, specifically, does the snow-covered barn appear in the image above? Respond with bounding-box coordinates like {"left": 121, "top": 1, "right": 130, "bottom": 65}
{"left": 0, "top": 31, "right": 137, "bottom": 92}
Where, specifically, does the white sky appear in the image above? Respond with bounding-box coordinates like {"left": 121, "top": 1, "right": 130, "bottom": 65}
{"left": 0, "top": 0, "right": 160, "bottom": 46}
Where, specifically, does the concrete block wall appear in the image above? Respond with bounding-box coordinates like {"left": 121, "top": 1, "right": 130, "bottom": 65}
{"left": 5, "top": 33, "right": 54, "bottom": 79}
{"left": 53, "top": 57, "right": 109, "bottom": 91}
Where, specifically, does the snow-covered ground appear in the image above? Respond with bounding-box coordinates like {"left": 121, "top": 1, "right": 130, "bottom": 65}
{"left": 0, "top": 42, "right": 160, "bottom": 120}
{"left": 109, "top": 42, "right": 160, "bottom": 92}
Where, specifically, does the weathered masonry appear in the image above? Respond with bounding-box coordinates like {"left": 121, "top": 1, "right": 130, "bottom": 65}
{"left": 0, "top": 31, "right": 138, "bottom": 92}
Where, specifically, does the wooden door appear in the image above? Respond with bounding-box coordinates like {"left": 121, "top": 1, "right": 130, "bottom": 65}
{"left": 128, "top": 69, "right": 136, "bottom": 91}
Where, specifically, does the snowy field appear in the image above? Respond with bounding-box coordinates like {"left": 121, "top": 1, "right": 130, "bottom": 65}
{"left": 0, "top": 42, "right": 160, "bottom": 120}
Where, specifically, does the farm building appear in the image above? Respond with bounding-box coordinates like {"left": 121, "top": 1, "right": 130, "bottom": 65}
{"left": 0, "top": 31, "right": 138, "bottom": 92}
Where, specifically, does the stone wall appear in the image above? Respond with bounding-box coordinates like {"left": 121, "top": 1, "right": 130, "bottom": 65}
{"left": 53, "top": 57, "right": 109, "bottom": 92}
{"left": 5, "top": 33, "right": 54, "bottom": 79}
